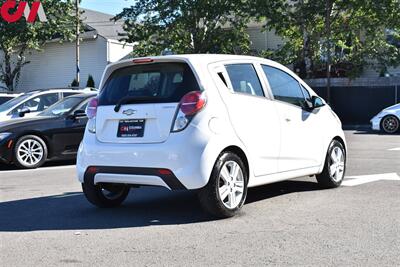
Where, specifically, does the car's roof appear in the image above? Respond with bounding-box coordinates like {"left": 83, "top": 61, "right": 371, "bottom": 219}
{"left": 20, "top": 87, "right": 96, "bottom": 95}
{"left": 65, "top": 93, "right": 97, "bottom": 99}
{"left": 101, "top": 54, "right": 296, "bottom": 90}
{"left": 117, "top": 54, "right": 272, "bottom": 66}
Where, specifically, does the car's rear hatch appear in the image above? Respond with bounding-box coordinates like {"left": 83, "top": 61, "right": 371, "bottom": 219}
{"left": 96, "top": 61, "right": 200, "bottom": 144}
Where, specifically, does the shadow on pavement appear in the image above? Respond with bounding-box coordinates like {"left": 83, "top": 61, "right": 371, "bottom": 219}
{"left": 246, "top": 180, "right": 320, "bottom": 204}
{"left": 0, "top": 160, "right": 76, "bottom": 171}
{"left": 0, "top": 180, "right": 320, "bottom": 232}
{"left": 352, "top": 129, "right": 400, "bottom": 136}
{"left": 343, "top": 125, "right": 399, "bottom": 135}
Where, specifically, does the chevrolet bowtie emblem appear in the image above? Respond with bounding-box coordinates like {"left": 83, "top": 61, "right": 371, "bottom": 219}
{"left": 122, "top": 109, "right": 136, "bottom": 116}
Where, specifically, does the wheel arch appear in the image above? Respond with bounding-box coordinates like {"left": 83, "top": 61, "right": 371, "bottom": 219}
{"left": 199, "top": 135, "right": 253, "bottom": 189}
{"left": 221, "top": 145, "right": 250, "bottom": 180}
{"left": 317, "top": 134, "right": 347, "bottom": 174}
{"left": 333, "top": 136, "right": 347, "bottom": 152}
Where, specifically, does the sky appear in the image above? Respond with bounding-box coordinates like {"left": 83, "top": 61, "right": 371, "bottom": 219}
{"left": 80, "top": 0, "right": 132, "bottom": 15}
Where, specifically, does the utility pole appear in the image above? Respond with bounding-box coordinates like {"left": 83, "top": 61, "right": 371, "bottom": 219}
{"left": 326, "top": 0, "right": 332, "bottom": 104}
{"left": 75, "top": 0, "right": 80, "bottom": 87}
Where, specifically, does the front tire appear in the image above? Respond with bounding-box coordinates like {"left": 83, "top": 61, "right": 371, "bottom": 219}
{"left": 82, "top": 182, "right": 130, "bottom": 208}
{"left": 14, "top": 135, "right": 48, "bottom": 169}
{"left": 198, "top": 152, "right": 248, "bottom": 218}
{"left": 381, "top": 115, "right": 399, "bottom": 134}
{"left": 316, "top": 140, "right": 346, "bottom": 188}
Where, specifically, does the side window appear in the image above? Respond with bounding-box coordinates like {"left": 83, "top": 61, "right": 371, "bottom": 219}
{"left": 301, "top": 85, "right": 312, "bottom": 101}
{"left": 38, "top": 93, "right": 59, "bottom": 110}
{"left": 0, "top": 97, "right": 13, "bottom": 105}
{"left": 262, "top": 65, "right": 305, "bottom": 107}
{"left": 217, "top": 72, "right": 228, "bottom": 87}
{"left": 76, "top": 100, "right": 89, "bottom": 112}
{"left": 225, "top": 64, "right": 264, "bottom": 97}
{"left": 64, "top": 92, "right": 79, "bottom": 97}
{"left": 14, "top": 93, "right": 59, "bottom": 113}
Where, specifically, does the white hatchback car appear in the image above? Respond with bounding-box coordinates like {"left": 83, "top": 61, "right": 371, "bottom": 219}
{"left": 78, "top": 55, "right": 346, "bottom": 218}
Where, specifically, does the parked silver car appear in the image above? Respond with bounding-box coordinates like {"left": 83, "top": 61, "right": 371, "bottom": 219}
{"left": 371, "top": 103, "right": 400, "bottom": 134}
{"left": 0, "top": 93, "right": 20, "bottom": 105}
{"left": 0, "top": 88, "right": 97, "bottom": 121}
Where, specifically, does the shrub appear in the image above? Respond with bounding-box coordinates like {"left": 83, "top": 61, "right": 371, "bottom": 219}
{"left": 70, "top": 79, "right": 79, "bottom": 87}
{"left": 86, "top": 75, "right": 95, "bottom": 88}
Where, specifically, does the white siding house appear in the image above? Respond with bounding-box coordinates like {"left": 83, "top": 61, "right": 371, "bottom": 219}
{"left": 13, "top": 36, "right": 133, "bottom": 92}
{"left": 247, "top": 22, "right": 285, "bottom": 52}
{"left": 1, "top": 9, "right": 133, "bottom": 92}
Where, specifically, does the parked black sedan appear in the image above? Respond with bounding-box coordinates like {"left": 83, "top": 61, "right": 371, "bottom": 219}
{"left": 0, "top": 93, "right": 96, "bottom": 169}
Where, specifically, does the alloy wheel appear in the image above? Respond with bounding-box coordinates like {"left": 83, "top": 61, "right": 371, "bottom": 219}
{"left": 329, "top": 146, "right": 345, "bottom": 182}
{"left": 382, "top": 116, "right": 399, "bottom": 133}
{"left": 16, "top": 139, "right": 44, "bottom": 167}
{"left": 218, "top": 161, "right": 245, "bottom": 209}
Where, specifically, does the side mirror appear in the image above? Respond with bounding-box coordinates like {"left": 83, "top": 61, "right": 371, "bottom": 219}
{"left": 18, "top": 107, "right": 31, "bottom": 117}
{"left": 69, "top": 109, "right": 87, "bottom": 120}
{"left": 311, "top": 96, "right": 325, "bottom": 109}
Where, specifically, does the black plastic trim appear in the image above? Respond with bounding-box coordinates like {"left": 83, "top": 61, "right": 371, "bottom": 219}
{"left": 84, "top": 166, "right": 187, "bottom": 190}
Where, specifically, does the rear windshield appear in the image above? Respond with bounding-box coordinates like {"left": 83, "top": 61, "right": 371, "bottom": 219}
{"left": 98, "top": 63, "right": 200, "bottom": 105}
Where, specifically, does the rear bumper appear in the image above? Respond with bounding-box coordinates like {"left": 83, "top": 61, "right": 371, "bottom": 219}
{"left": 84, "top": 166, "right": 186, "bottom": 190}
{"left": 77, "top": 125, "right": 213, "bottom": 190}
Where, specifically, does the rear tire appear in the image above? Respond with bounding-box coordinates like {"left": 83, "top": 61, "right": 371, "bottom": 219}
{"left": 82, "top": 182, "right": 130, "bottom": 208}
{"left": 14, "top": 135, "right": 48, "bottom": 169}
{"left": 316, "top": 140, "right": 346, "bottom": 188}
{"left": 198, "top": 152, "right": 248, "bottom": 218}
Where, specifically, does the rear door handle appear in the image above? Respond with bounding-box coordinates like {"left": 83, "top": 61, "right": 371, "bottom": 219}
{"left": 285, "top": 118, "right": 291, "bottom": 122}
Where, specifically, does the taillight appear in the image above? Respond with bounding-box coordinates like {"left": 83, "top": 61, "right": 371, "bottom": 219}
{"left": 86, "top": 97, "right": 98, "bottom": 119}
{"left": 86, "top": 98, "right": 98, "bottom": 134}
{"left": 172, "top": 91, "right": 206, "bottom": 132}
{"left": 180, "top": 91, "right": 206, "bottom": 115}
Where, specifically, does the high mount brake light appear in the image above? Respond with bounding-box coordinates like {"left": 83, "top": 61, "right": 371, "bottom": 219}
{"left": 132, "top": 58, "right": 154, "bottom": 64}
{"left": 171, "top": 91, "right": 206, "bottom": 132}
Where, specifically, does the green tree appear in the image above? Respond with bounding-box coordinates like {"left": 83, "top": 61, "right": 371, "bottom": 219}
{"left": 115, "top": 0, "right": 252, "bottom": 56}
{"left": 0, "top": 0, "right": 79, "bottom": 91}
{"left": 70, "top": 78, "right": 79, "bottom": 87}
{"left": 251, "top": 0, "right": 400, "bottom": 79}
{"left": 86, "top": 74, "right": 95, "bottom": 88}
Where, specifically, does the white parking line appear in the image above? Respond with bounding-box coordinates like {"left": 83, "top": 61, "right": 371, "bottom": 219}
{"left": 388, "top": 147, "right": 400, "bottom": 151}
{"left": 343, "top": 173, "right": 400, "bottom": 187}
{"left": 0, "top": 165, "right": 75, "bottom": 174}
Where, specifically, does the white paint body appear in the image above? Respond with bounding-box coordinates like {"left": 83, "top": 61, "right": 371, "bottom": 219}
{"left": 77, "top": 55, "right": 346, "bottom": 190}
{"left": 370, "top": 103, "right": 400, "bottom": 131}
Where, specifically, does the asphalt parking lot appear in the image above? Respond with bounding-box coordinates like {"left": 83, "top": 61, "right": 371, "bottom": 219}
{"left": 0, "top": 130, "right": 399, "bottom": 266}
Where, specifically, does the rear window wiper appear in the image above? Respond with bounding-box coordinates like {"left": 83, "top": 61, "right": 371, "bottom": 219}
{"left": 114, "top": 96, "right": 160, "bottom": 112}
